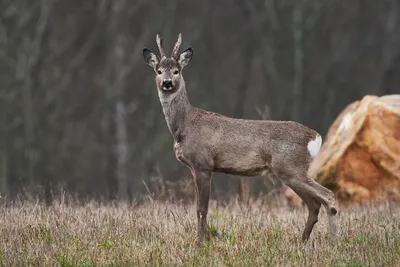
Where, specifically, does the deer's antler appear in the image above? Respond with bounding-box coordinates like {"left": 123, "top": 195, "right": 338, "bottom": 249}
{"left": 156, "top": 34, "right": 166, "bottom": 58}
{"left": 171, "top": 33, "right": 182, "bottom": 59}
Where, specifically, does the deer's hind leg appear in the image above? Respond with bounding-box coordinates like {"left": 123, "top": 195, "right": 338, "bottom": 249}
{"left": 284, "top": 172, "right": 338, "bottom": 242}
{"left": 288, "top": 186, "right": 321, "bottom": 242}
{"left": 285, "top": 174, "right": 338, "bottom": 216}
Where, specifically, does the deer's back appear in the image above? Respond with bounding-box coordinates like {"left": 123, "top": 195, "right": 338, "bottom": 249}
{"left": 177, "top": 110, "right": 320, "bottom": 176}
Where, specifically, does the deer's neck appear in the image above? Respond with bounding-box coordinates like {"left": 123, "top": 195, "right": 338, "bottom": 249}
{"left": 158, "top": 80, "right": 192, "bottom": 139}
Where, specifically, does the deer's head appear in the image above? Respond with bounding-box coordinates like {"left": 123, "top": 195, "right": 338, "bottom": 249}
{"left": 143, "top": 34, "right": 193, "bottom": 93}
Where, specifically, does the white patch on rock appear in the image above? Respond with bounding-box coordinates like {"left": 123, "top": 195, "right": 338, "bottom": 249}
{"left": 308, "top": 134, "right": 322, "bottom": 158}
{"left": 337, "top": 113, "right": 352, "bottom": 133}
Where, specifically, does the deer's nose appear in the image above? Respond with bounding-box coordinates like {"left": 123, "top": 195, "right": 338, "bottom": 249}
{"left": 162, "top": 80, "right": 173, "bottom": 89}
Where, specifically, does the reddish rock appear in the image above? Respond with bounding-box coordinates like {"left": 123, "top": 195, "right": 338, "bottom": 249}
{"left": 286, "top": 95, "right": 400, "bottom": 206}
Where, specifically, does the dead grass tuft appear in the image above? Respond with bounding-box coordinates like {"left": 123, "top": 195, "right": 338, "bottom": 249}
{"left": 0, "top": 199, "right": 399, "bottom": 266}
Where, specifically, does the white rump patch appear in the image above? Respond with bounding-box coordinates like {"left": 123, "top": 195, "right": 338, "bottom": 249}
{"left": 307, "top": 134, "right": 322, "bottom": 158}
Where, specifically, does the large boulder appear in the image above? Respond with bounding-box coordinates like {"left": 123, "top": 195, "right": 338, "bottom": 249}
{"left": 286, "top": 95, "right": 400, "bottom": 206}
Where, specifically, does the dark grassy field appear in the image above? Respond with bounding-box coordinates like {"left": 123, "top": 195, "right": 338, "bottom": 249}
{"left": 0, "top": 199, "right": 399, "bottom": 266}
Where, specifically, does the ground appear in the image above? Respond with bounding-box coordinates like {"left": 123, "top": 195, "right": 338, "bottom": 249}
{"left": 0, "top": 199, "right": 399, "bottom": 266}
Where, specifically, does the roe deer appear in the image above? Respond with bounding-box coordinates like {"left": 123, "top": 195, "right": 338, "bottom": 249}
{"left": 143, "top": 34, "right": 338, "bottom": 244}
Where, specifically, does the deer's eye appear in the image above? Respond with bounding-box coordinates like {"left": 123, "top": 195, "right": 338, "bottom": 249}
{"left": 157, "top": 70, "right": 162, "bottom": 75}
{"left": 173, "top": 70, "right": 179, "bottom": 75}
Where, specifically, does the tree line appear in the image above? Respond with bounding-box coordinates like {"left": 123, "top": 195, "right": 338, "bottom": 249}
{"left": 0, "top": 0, "right": 399, "bottom": 203}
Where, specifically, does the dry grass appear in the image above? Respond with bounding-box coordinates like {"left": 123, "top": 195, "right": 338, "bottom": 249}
{"left": 0, "top": 199, "right": 399, "bottom": 266}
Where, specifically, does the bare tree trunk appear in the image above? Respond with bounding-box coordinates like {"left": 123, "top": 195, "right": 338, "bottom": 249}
{"left": 239, "top": 1, "right": 280, "bottom": 120}
{"left": 18, "top": 52, "right": 35, "bottom": 187}
{"left": 0, "top": 107, "right": 7, "bottom": 196}
{"left": 378, "top": 0, "right": 400, "bottom": 95}
{"left": 112, "top": 36, "right": 128, "bottom": 200}
{"left": 115, "top": 100, "right": 128, "bottom": 200}
{"left": 291, "top": 1, "right": 304, "bottom": 122}
{"left": 102, "top": 111, "right": 117, "bottom": 200}
{"left": 0, "top": 149, "right": 7, "bottom": 197}
{"left": 16, "top": 0, "right": 52, "bottom": 190}
{"left": 264, "top": 0, "right": 281, "bottom": 31}
{"left": 233, "top": 4, "right": 258, "bottom": 206}
{"left": 238, "top": 177, "right": 250, "bottom": 206}
{"left": 381, "top": 52, "right": 400, "bottom": 95}
{"left": 200, "top": 1, "right": 215, "bottom": 109}
{"left": 106, "top": 0, "right": 129, "bottom": 200}
{"left": 100, "top": 0, "right": 149, "bottom": 200}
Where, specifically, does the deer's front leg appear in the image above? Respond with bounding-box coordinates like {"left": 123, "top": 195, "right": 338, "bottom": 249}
{"left": 193, "top": 170, "right": 212, "bottom": 244}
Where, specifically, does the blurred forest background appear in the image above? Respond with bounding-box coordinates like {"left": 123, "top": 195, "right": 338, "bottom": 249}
{"left": 0, "top": 0, "right": 399, "bottom": 203}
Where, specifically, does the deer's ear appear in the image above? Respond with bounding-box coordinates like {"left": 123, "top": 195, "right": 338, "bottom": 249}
{"left": 143, "top": 48, "right": 159, "bottom": 68}
{"left": 178, "top": 47, "right": 193, "bottom": 68}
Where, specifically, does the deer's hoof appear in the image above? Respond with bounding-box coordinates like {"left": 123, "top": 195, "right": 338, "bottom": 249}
{"left": 329, "top": 206, "right": 338, "bottom": 215}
